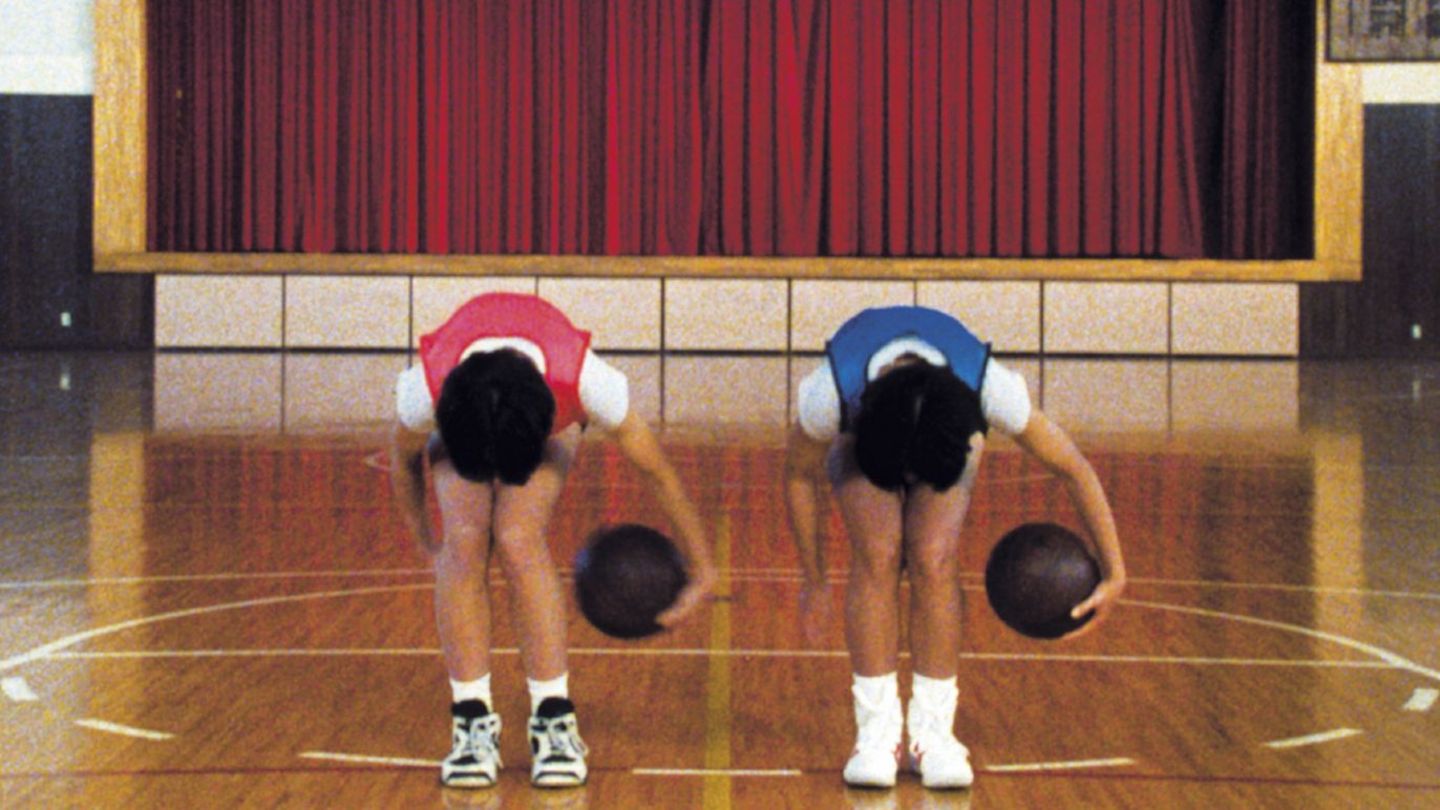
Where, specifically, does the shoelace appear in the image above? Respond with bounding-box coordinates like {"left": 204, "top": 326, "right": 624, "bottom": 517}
{"left": 540, "top": 716, "right": 589, "bottom": 759}
{"left": 468, "top": 716, "right": 502, "bottom": 757}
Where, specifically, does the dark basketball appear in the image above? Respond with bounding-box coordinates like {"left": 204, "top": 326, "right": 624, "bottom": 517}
{"left": 574, "top": 523, "right": 689, "bottom": 640}
{"left": 984, "top": 523, "right": 1101, "bottom": 639}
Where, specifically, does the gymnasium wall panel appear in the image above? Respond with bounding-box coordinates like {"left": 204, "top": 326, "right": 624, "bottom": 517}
{"left": 536, "top": 278, "right": 663, "bottom": 351}
{"left": 283, "top": 276, "right": 410, "bottom": 350}
{"left": 1043, "top": 283, "right": 1170, "bottom": 355}
{"left": 153, "top": 353, "right": 283, "bottom": 432}
{"left": 917, "top": 281, "right": 1042, "bottom": 354}
{"left": 1172, "top": 284, "right": 1298, "bottom": 356}
{"left": 1043, "top": 361, "right": 1172, "bottom": 434}
{"left": 789, "top": 280, "right": 914, "bottom": 352}
{"left": 282, "top": 354, "right": 409, "bottom": 429}
{"left": 1170, "top": 362, "right": 1300, "bottom": 433}
{"left": 663, "top": 356, "right": 791, "bottom": 426}
{"left": 412, "top": 277, "right": 539, "bottom": 338}
{"left": 664, "top": 279, "right": 789, "bottom": 352}
{"left": 154, "top": 275, "right": 282, "bottom": 349}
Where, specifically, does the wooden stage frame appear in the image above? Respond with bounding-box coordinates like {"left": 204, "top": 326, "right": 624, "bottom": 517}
{"left": 91, "top": 1, "right": 1362, "bottom": 283}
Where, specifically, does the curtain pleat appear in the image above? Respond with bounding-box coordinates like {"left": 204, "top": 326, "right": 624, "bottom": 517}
{"left": 148, "top": 0, "right": 1310, "bottom": 259}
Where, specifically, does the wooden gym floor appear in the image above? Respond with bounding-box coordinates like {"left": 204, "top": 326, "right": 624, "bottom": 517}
{"left": 1, "top": 351, "right": 1438, "bottom": 808}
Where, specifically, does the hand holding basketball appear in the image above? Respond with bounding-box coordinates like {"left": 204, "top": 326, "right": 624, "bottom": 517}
{"left": 574, "top": 523, "right": 690, "bottom": 639}
{"left": 1065, "top": 570, "right": 1125, "bottom": 638}
{"left": 656, "top": 556, "right": 716, "bottom": 628}
{"left": 985, "top": 522, "right": 1114, "bottom": 640}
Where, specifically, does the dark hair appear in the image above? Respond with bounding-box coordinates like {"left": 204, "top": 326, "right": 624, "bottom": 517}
{"left": 435, "top": 350, "right": 555, "bottom": 485}
{"left": 852, "top": 363, "right": 987, "bottom": 492}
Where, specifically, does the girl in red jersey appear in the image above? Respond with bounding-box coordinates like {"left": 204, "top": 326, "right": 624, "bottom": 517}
{"left": 390, "top": 293, "right": 714, "bottom": 789}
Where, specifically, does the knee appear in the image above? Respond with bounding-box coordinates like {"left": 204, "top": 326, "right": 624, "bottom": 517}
{"left": 852, "top": 540, "right": 902, "bottom": 581}
{"left": 436, "top": 532, "right": 489, "bottom": 579}
{"left": 492, "top": 526, "right": 551, "bottom": 573}
{"left": 906, "top": 541, "right": 958, "bottom": 587}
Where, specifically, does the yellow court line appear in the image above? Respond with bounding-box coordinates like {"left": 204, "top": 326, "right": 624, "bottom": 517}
{"left": 703, "top": 512, "right": 733, "bottom": 810}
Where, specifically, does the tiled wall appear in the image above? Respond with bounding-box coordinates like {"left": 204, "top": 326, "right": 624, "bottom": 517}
{"left": 155, "top": 275, "right": 1299, "bottom": 357}
{"left": 152, "top": 350, "right": 1299, "bottom": 436}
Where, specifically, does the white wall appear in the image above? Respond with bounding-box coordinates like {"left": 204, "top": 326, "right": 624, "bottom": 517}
{"left": 0, "top": 0, "right": 93, "bottom": 95}
{"left": 1363, "top": 64, "right": 1440, "bottom": 104}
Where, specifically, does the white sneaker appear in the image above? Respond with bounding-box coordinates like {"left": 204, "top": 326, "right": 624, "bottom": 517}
{"left": 843, "top": 686, "right": 903, "bottom": 788}
{"left": 907, "top": 700, "right": 973, "bottom": 789}
{"left": 909, "top": 730, "right": 973, "bottom": 789}
{"left": 442, "top": 700, "right": 502, "bottom": 788}
{"left": 528, "top": 697, "right": 589, "bottom": 787}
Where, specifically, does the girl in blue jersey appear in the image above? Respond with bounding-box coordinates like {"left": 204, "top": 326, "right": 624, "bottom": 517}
{"left": 785, "top": 306, "right": 1126, "bottom": 790}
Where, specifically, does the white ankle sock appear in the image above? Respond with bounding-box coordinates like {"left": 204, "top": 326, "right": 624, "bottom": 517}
{"left": 527, "top": 673, "right": 569, "bottom": 714}
{"left": 450, "top": 673, "right": 492, "bottom": 707}
{"left": 852, "top": 672, "right": 900, "bottom": 707}
{"left": 911, "top": 673, "right": 958, "bottom": 708}
{"left": 909, "top": 673, "right": 959, "bottom": 732}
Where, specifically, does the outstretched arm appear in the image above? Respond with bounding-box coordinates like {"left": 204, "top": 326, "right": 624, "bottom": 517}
{"left": 389, "top": 424, "right": 439, "bottom": 553}
{"left": 1009, "top": 410, "right": 1126, "bottom": 634}
{"left": 784, "top": 424, "right": 831, "bottom": 588}
{"left": 609, "top": 410, "right": 715, "bottom": 627}
{"left": 785, "top": 424, "right": 835, "bottom": 643}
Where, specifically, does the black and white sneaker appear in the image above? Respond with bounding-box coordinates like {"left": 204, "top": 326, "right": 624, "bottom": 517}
{"left": 528, "top": 697, "right": 589, "bottom": 787}
{"left": 442, "top": 700, "right": 502, "bottom": 788}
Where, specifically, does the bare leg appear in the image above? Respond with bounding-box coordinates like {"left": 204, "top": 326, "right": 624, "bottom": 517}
{"left": 903, "top": 482, "right": 972, "bottom": 679}
{"left": 492, "top": 428, "right": 580, "bottom": 682}
{"left": 906, "top": 434, "right": 982, "bottom": 678}
{"left": 431, "top": 460, "right": 496, "bottom": 682}
{"left": 831, "top": 437, "right": 905, "bottom": 677}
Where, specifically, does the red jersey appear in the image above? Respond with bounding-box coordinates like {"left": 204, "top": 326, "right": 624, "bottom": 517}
{"left": 418, "top": 293, "right": 592, "bottom": 433}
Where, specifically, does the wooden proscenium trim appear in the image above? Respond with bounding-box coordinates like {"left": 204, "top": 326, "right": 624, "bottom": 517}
{"left": 93, "top": 0, "right": 147, "bottom": 256}
{"left": 92, "top": 1, "right": 1362, "bottom": 283}
{"left": 94, "top": 252, "right": 1358, "bottom": 282}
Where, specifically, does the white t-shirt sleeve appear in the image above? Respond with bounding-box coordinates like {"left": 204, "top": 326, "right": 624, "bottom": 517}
{"left": 578, "top": 350, "right": 630, "bottom": 431}
{"left": 979, "top": 358, "right": 1032, "bottom": 436}
{"left": 395, "top": 364, "right": 436, "bottom": 432}
{"left": 796, "top": 362, "right": 842, "bottom": 442}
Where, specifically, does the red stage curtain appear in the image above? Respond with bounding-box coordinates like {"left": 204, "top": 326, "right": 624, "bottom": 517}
{"left": 147, "top": 0, "right": 1311, "bottom": 258}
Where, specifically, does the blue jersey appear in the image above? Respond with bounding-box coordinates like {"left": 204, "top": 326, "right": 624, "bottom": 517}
{"left": 825, "top": 306, "right": 991, "bottom": 427}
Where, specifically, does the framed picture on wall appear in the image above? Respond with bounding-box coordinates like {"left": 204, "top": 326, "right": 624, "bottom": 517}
{"left": 1329, "top": 0, "right": 1440, "bottom": 61}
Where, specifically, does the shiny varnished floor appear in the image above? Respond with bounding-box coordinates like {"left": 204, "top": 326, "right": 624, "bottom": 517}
{"left": 2, "top": 352, "right": 1438, "bottom": 808}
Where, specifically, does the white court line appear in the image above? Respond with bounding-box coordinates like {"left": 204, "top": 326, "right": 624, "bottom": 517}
{"left": 2, "top": 569, "right": 1437, "bottom": 602}
{"left": 985, "top": 757, "right": 1135, "bottom": 773}
{"left": 632, "top": 768, "right": 801, "bottom": 777}
{"left": 1123, "top": 598, "right": 1440, "bottom": 684}
{"left": 0, "top": 569, "right": 432, "bottom": 590}
{"left": 2, "top": 676, "right": 38, "bottom": 702}
{"left": 5, "top": 587, "right": 1435, "bottom": 703}
{"left": 1263, "top": 728, "right": 1363, "bottom": 750}
{"left": 38, "top": 648, "right": 1399, "bottom": 670}
{"left": 1117, "top": 579, "right": 1440, "bottom": 603}
{"left": 74, "top": 718, "right": 174, "bottom": 741}
{"left": 298, "top": 755, "right": 801, "bottom": 776}
{"left": 1404, "top": 687, "right": 1439, "bottom": 712}
{"left": 0, "top": 584, "right": 431, "bottom": 675}
{"left": 49, "top": 649, "right": 448, "bottom": 659}
{"left": 300, "top": 751, "right": 436, "bottom": 769}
